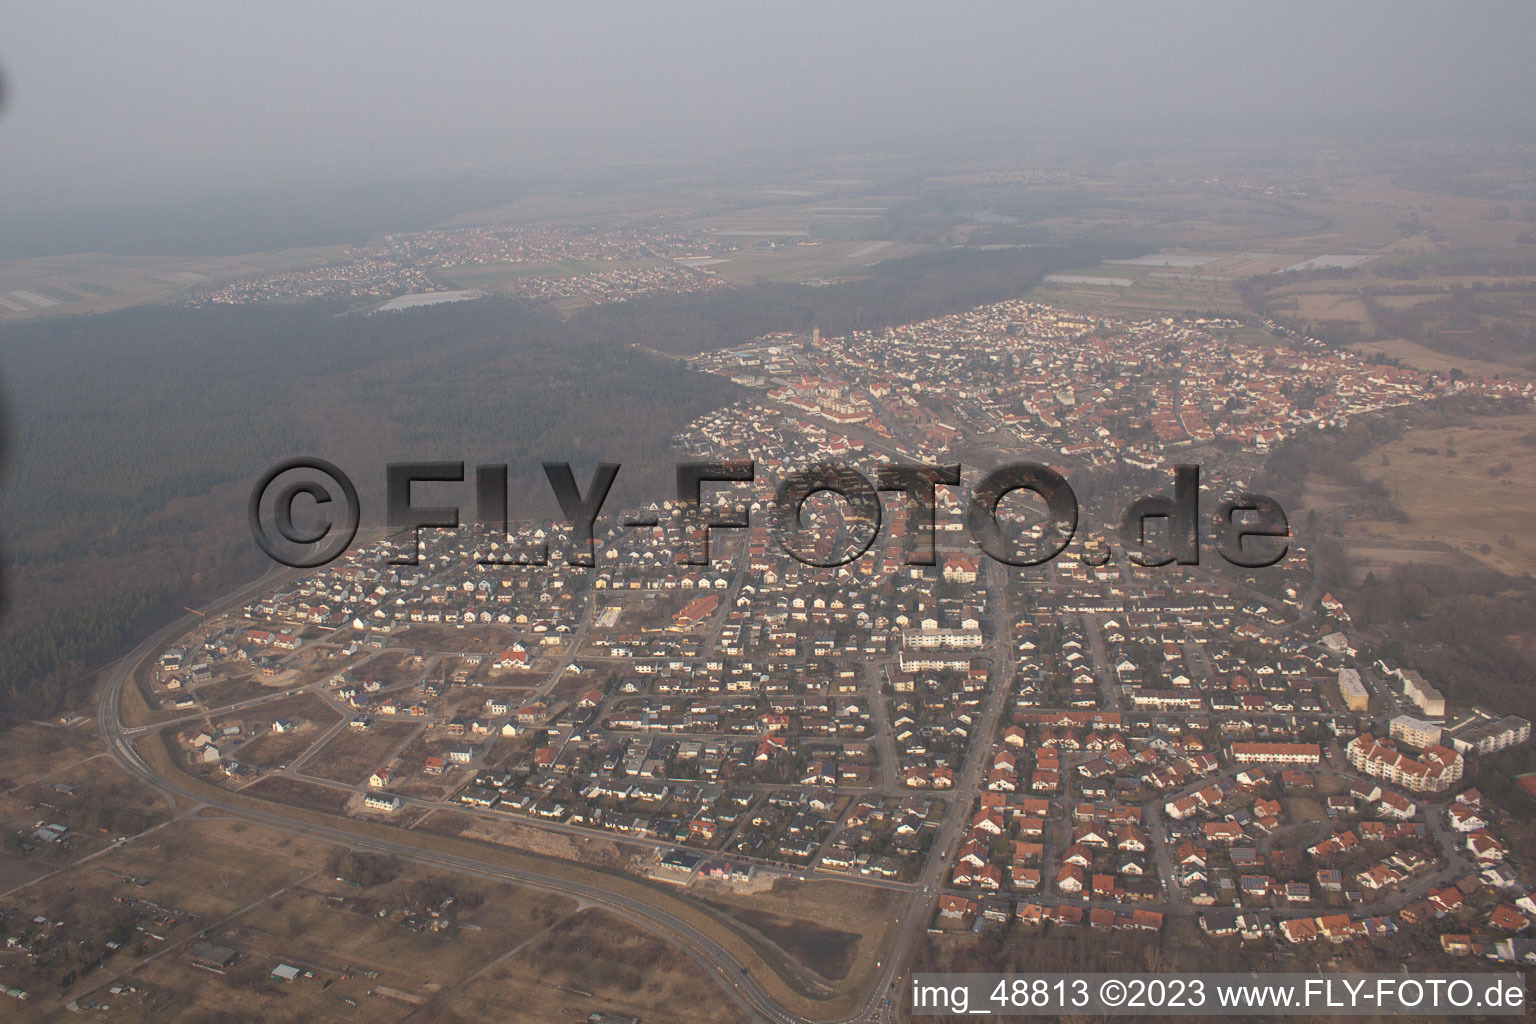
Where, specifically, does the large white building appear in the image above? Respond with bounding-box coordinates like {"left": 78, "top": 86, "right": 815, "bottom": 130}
{"left": 1388, "top": 715, "right": 1444, "bottom": 749}
{"left": 1229, "top": 742, "right": 1322, "bottom": 766}
{"left": 898, "top": 650, "right": 974, "bottom": 672}
{"left": 1399, "top": 670, "right": 1446, "bottom": 718}
{"left": 1445, "top": 710, "right": 1532, "bottom": 756}
{"left": 1346, "top": 734, "right": 1462, "bottom": 792}
{"left": 1132, "top": 689, "right": 1205, "bottom": 711}
{"left": 902, "top": 627, "right": 983, "bottom": 651}
{"left": 1337, "top": 668, "right": 1369, "bottom": 712}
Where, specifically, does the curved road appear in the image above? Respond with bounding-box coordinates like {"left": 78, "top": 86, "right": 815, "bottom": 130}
{"left": 95, "top": 575, "right": 902, "bottom": 1024}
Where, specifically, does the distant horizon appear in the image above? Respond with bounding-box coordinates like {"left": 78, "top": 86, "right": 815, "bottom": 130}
{"left": 3, "top": 130, "right": 1535, "bottom": 262}
{"left": 4, "top": 2, "right": 1536, "bottom": 214}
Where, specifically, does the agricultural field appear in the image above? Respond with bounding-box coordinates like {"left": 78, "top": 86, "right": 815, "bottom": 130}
{"left": 0, "top": 245, "right": 354, "bottom": 323}
{"left": 1256, "top": 258, "right": 1536, "bottom": 372}
{"left": 701, "top": 240, "right": 931, "bottom": 287}
{"left": 1024, "top": 262, "right": 1252, "bottom": 317}
{"left": 441, "top": 256, "right": 665, "bottom": 291}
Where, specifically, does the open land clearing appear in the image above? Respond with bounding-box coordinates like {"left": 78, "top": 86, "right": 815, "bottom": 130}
{"left": 694, "top": 876, "right": 901, "bottom": 999}
{"left": 445, "top": 908, "right": 750, "bottom": 1024}
{"left": 302, "top": 720, "right": 421, "bottom": 786}
{"left": 1354, "top": 413, "right": 1536, "bottom": 577}
{"left": 2, "top": 815, "right": 579, "bottom": 1023}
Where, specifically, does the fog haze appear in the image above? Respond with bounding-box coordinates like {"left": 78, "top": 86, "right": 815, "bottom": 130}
{"left": 3, "top": 1, "right": 1535, "bottom": 211}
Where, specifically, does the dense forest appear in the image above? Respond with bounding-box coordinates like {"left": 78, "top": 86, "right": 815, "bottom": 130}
{"left": 0, "top": 243, "right": 1122, "bottom": 726}
{"left": 0, "top": 297, "right": 732, "bottom": 725}
{"left": 1351, "top": 564, "right": 1536, "bottom": 720}
{"left": 571, "top": 243, "right": 1128, "bottom": 355}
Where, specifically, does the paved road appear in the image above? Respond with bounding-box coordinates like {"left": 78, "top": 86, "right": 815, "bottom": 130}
{"left": 852, "top": 554, "right": 1021, "bottom": 1023}
{"left": 97, "top": 583, "right": 823, "bottom": 1024}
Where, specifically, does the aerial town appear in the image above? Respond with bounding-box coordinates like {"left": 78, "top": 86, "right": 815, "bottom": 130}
{"left": 13, "top": 297, "right": 1525, "bottom": 1019}
{"left": 13, "top": 7, "right": 1536, "bottom": 1021}
{"left": 185, "top": 224, "right": 734, "bottom": 308}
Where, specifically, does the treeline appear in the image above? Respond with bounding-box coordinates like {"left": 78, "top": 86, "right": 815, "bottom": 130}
{"left": 0, "top": 583, "right": 179, "bottom": 723}
{"left": 1353, "top": 565, "right": 1536, "bottom": 720}
{"left": 571, "top": 243, "right": 1131, "bottom": 355}
{"left": 1257, "top": 394, "right": 1531, "bottom": 508}
{"left": 1235, "top": 258, "right": 1536, "bottom": 365}
{"left": 1234, "top": 265, "right": 1360, "bottom": 317}
{"left": 325, "top": 849, "right": 402, "bottom": 887}
{"left": 1257, "top": 415, "right": 1405, "bottom": 509}
{"left": 1361, "top": 286, "right": 1536, "bottom": 364}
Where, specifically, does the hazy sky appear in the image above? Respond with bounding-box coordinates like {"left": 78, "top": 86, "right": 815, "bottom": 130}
{"left": 3, "top": 2, "right": 1535, "bottom": 210}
